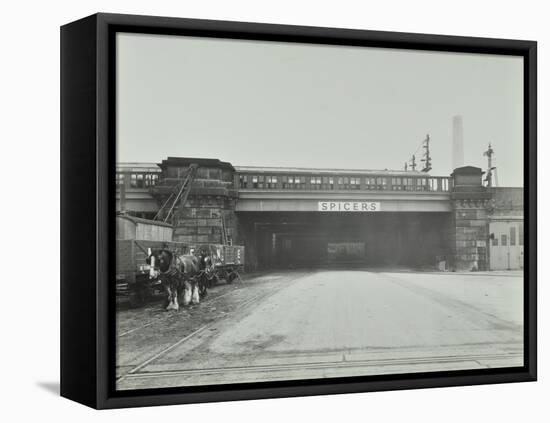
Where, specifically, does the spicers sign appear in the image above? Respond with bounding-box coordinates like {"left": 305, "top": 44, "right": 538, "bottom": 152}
{"left": 318, "top": 201, "right": 381, "bottom": 212}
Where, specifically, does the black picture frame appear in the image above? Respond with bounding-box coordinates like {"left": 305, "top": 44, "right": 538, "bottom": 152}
{"left": 60, "top": 12, "right": 537, "bottom": 409}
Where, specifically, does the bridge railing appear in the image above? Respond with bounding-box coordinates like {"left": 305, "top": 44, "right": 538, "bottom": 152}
{"left": 237, "top": 173, "right": 451, "bottom": 193}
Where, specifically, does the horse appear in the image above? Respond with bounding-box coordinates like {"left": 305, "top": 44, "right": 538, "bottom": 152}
{"left": 147, "top": 248, "right": 209, "bottom": 311}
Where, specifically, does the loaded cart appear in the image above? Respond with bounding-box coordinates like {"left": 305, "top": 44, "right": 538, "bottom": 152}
{"left": 116, "top": 241, "right": 245, "bottom": 305}
{"left": 201, "top": 244, "right": 245, "bottom": 287}
{"left": 116, "top": 215, "right": 246, "bottom": 306}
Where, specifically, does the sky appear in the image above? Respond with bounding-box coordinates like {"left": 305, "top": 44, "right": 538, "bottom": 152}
{"left": 116, "top": 33, "right": 524, "bottom": 186}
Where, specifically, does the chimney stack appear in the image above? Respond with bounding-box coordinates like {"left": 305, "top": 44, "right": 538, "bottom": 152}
{"left": 452, "top": 115, "right": 464, "bottom": 170}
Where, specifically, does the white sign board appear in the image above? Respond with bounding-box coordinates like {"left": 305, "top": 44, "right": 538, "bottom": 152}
{"left": 318, "top": 201, "right": 381, "bottom": 212}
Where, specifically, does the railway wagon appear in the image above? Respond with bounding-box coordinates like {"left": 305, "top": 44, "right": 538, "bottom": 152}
{"left": 116, "top": 215, "right": 245, "bottom": 306}
{"left": 116, "top": 241, "right": 245, "bottom": 306}
{"left": 200, "top": 244, "right": 245, "bottom": 286}
{"left": 116, "top": 215, "right": 176, "bottom": 306}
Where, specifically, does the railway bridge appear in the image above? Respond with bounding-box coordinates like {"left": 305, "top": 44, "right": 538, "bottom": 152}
{"left": 117, "top": 157, "right": 522, "bottom": 271}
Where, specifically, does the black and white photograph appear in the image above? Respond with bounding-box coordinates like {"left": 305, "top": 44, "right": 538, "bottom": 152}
{"left": 3, "top": 0, "right": 546, "bottom": 418}
{"left": 114, "top": 31, "right": 526, "bottom": 391}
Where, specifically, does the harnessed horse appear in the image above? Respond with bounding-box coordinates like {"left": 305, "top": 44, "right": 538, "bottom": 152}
{"left": 147, "top": 249, "right": 210, "bottom": 311}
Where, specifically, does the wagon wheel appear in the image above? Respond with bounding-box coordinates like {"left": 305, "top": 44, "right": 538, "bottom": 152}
{"left": 227, "top": 270, "right": 241, "bottom": 284}
{"left": 128, "top": 291, "right": 145, "bottom": 308}
{"left": 209, "top": 273, "right": 219, "bottom": 287}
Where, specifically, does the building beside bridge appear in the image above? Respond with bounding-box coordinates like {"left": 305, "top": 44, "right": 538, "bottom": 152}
{"left": 116, "top": 157, "right": 524, "bottom": 272}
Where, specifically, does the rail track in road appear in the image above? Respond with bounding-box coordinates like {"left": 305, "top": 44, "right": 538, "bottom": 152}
{"left": 116, "top": 271, "right": 314, "bottom": 384}
{"left": 118, "top": 347, "right": 523, "bottom": 389}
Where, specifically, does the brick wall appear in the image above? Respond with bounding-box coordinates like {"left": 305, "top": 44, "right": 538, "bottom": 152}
{"left": 450, "top": 166, "right": 491, "bottom": 271}
{"left": 168, "top": 175, "right": 238, "bottom": 245}
{"left": 452, "top": 200, "right": 490, "bottom": 271}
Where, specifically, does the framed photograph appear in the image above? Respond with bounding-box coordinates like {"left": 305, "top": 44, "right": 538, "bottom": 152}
{"left": 61, "top": 13, "right": 537, "bottom": 409}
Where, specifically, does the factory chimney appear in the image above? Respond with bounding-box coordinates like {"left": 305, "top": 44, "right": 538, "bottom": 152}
{"left": 452, "top": 115, "right": 465, "bottom": 170}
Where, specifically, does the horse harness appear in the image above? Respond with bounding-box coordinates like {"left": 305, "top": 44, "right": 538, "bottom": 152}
{"left": 159, "top": 253, "right": 204, "bottom": 288}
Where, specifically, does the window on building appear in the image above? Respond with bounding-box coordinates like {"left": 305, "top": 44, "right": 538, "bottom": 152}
{"left": 288, "top": 176, "right": 298, "bottom": 189}
{"left": 266, "top": 176, "right": 278, "bottom": 189}
{"left": 519, "top": 223, "right": 524, "bottom": 246}
{"left": 252, "top": 175, "right": 259, "bottom": 189}
{"left": 365, "top": 177, "right": 376, "bottom": 190}
{"left": 321, "top": 176, "right": 334, "bottom": 190}
{"left": 337, "top": 176, "right": 349, "bottom": 189}
{"left": 310, "top": 176, "right": 322, "bottom": 189}
{"left": 492, "top": 237, "right": 499, "bottom": 246}
{"left": 416, "top": 178, "right": 427, "bottom": 191}
{"left": 376, "top": 177, "right": 387, "bottom": 190}
{"left": 392, "top": 177, "right": 402, "bottom": 190}
{"left": 143, "top": 173, "right": 158, "bottom": 187}
{"left": 315, "top": 177, "right": 322, "bottom": 189}
{"left": 283, "top": 175, "right": 291, "bottom": 189}
{"left": 510, "top": 226, "right": 516, "bottom": 246}
{"left": 293, "top": 176, "right": 304, "bottom": 189}
{"left": 136, "top": 173, "right": 145, "bottom": 188}
{"left": 349, "top": 177, "right": 361, "bottom": 189}
{"left": 239, "top": 175, "right": 248, "bottom": 188}
{"left": 501, "top": 234, "right": 507, "bottom": 246}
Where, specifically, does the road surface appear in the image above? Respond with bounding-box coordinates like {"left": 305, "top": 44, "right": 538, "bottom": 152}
{"left": 116, "top": 269, "right": 523, "bottom": 390}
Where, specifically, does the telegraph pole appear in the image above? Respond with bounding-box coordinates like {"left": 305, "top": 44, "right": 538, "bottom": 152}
{"left": 483, "top": 143, "right": 495, "bottom": 187}
{"left": 409, "top": 155, "right": 417, "bottom": 171}
{"left": 421, "top": 134, "right": 432, "bottom": 172}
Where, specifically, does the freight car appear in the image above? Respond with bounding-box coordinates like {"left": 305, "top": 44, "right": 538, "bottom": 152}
{"left": 116, "top": 215, "right": 245, "bottom": 307}
{"left": 116, "top": 215, "right": 175, "bottom": 306}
